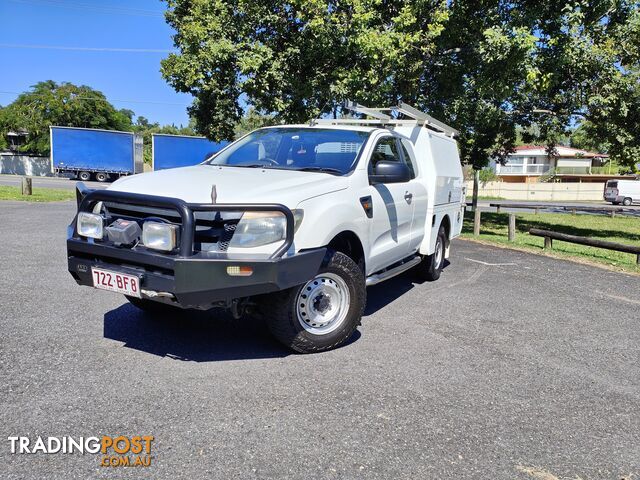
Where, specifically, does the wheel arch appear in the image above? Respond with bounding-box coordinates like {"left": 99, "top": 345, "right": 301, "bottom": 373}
{"left": 440, "top": 214, "right": 451, "bottom": 243}
{"left": 326, "top": 230, "right": 365, "bottom": 273}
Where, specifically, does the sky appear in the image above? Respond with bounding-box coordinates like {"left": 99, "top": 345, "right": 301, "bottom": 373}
{"left": 0, "top": 0, "right": 192, "bottom": 126}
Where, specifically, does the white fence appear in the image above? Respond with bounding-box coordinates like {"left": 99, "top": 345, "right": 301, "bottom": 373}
{"left": 467, "top": 181, "right": 605, "bottom": 201}
{"left": 0, "top": 154, "right": 52, "bottom": 177}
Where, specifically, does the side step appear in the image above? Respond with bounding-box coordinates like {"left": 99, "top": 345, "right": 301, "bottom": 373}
{"left": 365, "top": 255, "right": 422, "bottom": 287}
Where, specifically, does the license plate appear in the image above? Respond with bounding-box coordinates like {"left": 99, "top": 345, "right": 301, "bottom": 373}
{"left": 91, "top": 267, "right": 141, "bottom": 298}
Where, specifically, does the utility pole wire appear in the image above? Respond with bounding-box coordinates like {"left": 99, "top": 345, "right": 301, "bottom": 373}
{"left": 0, "top": 44, "right": 175, "bottom": 53}
{"left": 7, "top": 0, "right": 165, "bottom": 18}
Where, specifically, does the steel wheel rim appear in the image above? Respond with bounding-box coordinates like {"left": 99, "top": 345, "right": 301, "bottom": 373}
{"left": 296, "top": 272, "right": 350, "bottom": 335}
{"left": 434, "top": 236, "right": 444, "bottom": 270}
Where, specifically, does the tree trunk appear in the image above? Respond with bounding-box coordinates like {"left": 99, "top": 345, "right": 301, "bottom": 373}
{"left": 472, "top": 168, "right": 479, "bottom": 211}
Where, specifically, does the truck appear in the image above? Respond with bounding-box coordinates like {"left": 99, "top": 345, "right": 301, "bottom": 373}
{"left": 51, "top": 126, "right": 143, "bottom": 182}
{"left": 152, "top": 133, "right": 229, "bottom": 171}
{"left": 604, "top": 179, "right": 640, "bottom": 206}
{"left": 66, "top": 103, "right": 465, "bottom": 353}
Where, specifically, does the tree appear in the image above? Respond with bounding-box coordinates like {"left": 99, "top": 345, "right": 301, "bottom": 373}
{"left": 161, "top": 0, "right": 449, "bottom": 140}
{"left": 0, "top": 81, "right": 132, "bottom": 155}
{"left": 516, "top": 1, "right": 640, "bottom": 169}
{"left": 161, "top": 0, "right": 640, "bottom": 206}
{"left": 131, "top": 116, "right": 196, "bottom": 165}
{"left": 234, "top": 108, "right": 278, "bottom": 138}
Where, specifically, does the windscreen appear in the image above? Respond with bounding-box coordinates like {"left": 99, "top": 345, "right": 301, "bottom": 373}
{"left": 207, "top": 127, "right": 370, "bottom": 174}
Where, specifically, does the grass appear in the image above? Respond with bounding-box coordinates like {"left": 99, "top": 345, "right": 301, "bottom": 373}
{"left": 461, "top": 210, "right": 640, "bottom": 274}
{"left": 476, "top": 195, "right": 506, "bottom": 201}
{"left": 0, "top": 185, "right": 75, "bottom": 202}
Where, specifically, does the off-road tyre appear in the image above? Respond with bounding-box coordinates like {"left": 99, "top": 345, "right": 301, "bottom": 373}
{"left": 416, "top": 226, "right": 446, "bottom": 281}
{"left": 260, "top": 250, "right": 365, "bottom": 353}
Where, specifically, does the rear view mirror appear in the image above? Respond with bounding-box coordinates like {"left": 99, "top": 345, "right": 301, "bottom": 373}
{"left": 369, "top": 161, "right": 411, "bottom": 184}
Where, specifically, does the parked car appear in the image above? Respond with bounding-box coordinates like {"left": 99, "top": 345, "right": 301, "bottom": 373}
{"left": 66, "top": 103, "right": 465, "bottom": 353}
{"left": 604, "top": 179, "right": 640, "bottom": 205}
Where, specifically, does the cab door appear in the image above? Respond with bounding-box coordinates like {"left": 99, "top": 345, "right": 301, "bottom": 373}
{"left": 366, "top": 135, "right": 416, "bottom": 273}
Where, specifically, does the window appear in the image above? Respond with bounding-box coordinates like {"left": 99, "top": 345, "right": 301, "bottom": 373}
{"left": 400, "top": 141, "right": 416, "bottom": 179}
{"left": 369, "top": 136, "right": 401, "bottom": 174}
{"left": 207, "top": 128, "right": 371, "bottom": 174}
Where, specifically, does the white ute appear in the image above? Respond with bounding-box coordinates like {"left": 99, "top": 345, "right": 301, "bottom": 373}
{"left": 67, "top": 103, "right": 465, "bottom": 353}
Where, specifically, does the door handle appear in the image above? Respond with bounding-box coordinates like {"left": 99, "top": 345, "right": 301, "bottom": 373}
{"left": 404, "top": 192, "right": 413, "bottom": 203}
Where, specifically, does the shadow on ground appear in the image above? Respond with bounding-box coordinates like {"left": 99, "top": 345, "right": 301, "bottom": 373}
{"left": 104, "top": 302, "right": 362, "bottom": 361}
{"left": 103, "top": 262, "right": 441, "bottom": 360}
{"left": 104, "top": 303, "right": 291, "bottom": 362}
{"left": 364, "top": 262, "right": 446, "bottom": 316}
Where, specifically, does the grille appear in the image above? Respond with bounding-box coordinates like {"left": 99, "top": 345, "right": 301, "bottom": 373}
{"left": 218, "top": 223, "right": 236, "bottom": 251}
{"left": 102, "top": 202, "right": 240, "bottom": 253}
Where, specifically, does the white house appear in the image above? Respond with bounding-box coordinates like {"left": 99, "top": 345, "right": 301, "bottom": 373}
{"left": 494, "top": 145, "right": 610, "bottom": 183}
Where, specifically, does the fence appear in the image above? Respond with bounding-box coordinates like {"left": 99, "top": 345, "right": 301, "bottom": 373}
{"left": 467, "top": 180, "right": 605, "bottom": 201}
{"left": 529, "top": 228, "right": 640, "bottom": 265}
{"left": 0, "top": 153, "right": 52, "bottom": 177}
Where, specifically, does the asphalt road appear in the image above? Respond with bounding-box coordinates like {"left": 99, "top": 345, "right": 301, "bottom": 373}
{"left": 475, "top": 199, "right": 640, "bottom": 217}
{"left": 0, "top": 174, "right": 106, "bottom": 190}
{"left": 1, "top": 200, "right": 638, "bottom": 479}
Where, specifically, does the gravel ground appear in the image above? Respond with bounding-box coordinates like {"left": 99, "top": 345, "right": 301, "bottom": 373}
{"left": 1, "top": 200, "right": 638, "bottom": 479}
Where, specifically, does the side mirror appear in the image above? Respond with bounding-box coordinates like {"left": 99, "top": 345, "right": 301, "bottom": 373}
{"left": 369, "top": 161, "right": 411, "bottom": 184}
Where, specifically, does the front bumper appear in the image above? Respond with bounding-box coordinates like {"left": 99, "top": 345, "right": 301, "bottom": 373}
{"left": 68, "top": 240, "right": 326, "bottom": 309}
{"left": 67, "top": 186, "right": 325, "bottom": 309}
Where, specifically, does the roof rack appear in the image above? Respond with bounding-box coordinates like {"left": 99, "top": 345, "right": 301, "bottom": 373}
{"left": 312, "top": 101, "right": 459, "bottom": 137}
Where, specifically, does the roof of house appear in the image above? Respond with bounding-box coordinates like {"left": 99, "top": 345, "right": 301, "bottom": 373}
{"left": 512, "top": 145, "right": 608, "bottom": 158}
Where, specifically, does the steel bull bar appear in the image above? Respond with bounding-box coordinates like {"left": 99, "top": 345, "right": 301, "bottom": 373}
{"left": 68, "top": 184, "right": 326, "bottom": 308}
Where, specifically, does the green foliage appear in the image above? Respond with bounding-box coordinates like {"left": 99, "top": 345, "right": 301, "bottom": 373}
{"left": 0, "top": 81, "right": 133, "bottom": 155}
{"left": 462, "top": 210, "right": 640, "bottom": 273}
{"left": 234, "top": 108, "right": 278, "bottom": 139}
{"left": 0, "top": 186, "right": 75, "bottom": 202}
{"left": 131, "top": 116, "right": 195, "bottom": 164}
{"left": 516, "top": 1, "right": 640, "bottom": 169}
{"left": 161, "top": 0, "right": 640, "bottom": 174}
{"left": 161, "top": 0, "right": 450, "bottom": 140}
{"left": 478, "top": 167, "right": 498, "bottom": 186}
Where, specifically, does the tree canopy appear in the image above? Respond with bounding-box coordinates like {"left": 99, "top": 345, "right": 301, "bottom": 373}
{"left": 0, "top": 81, "right": 133, "bottom": 155}
{"left": 161, "top": 0, "right": 640, "bottom": 171}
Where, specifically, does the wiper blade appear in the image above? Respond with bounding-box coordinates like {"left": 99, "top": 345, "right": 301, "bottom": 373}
{"left": 296, "top": 166, "right": 343, "bottom": 174}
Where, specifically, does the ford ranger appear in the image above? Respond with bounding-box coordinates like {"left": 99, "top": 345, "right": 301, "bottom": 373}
{"left": 67, "top": 103, "right": 465, "bottom": 353}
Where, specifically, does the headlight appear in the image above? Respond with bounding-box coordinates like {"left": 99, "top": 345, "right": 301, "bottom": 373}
{"left": 229, "top": 209, "right": 303, "bottom": 248}
{"left": 77, "top": 212, "right": 103, "bottom": 240}
{"left": 142, "top": 222, "right": 179, "bottom": 252}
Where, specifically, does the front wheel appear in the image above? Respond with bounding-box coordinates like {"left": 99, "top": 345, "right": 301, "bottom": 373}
{"left": 260, "top": 250, "right": 365, "bottom": 353}
{"left": 623, "top": 197, "right": 632, "bottom": 206}
{"left": 416, "top": 226, "right": 446, "bottom": 281}
{"left": 78, "top": 171, "right": 91, "bottom": 181}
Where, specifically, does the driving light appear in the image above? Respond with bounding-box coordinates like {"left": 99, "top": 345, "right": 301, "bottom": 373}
{"left": 77, "top": 212, "right": 103, "bottom": 240}
{"left": 142, "top": 222, "right": 179, "bottom": 252}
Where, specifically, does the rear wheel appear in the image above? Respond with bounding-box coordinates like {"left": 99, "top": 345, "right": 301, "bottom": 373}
{"left": 95, "top": 172, "right": 109, "bottom": 182}
{"left": 78, "top": 171, "right": 91, "bottom": 182}
{"left": 260, "top": 250, "right": 365, "bottom": 353}
{"left": 416, "top": 226, "right": 446, "bottom": 281}
{"left": 623, "top": 197, "right": 632, "bottom": 206}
